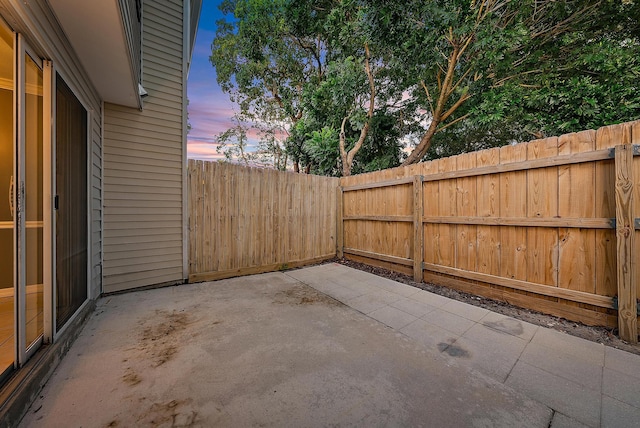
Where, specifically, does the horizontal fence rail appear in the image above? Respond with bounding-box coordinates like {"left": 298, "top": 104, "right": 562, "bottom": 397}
{"left": 188, "top": 161, "right": 339, "bottom": 282}
{"left": 339, "top": 121, "right": 640, "bottom": 342}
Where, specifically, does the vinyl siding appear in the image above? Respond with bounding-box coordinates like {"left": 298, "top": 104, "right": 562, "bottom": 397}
{"left": 0, "top": 0, "right": 104, "bottom": 299}
{"left": 102, "top": 0, "right": 185, "bottom": 292}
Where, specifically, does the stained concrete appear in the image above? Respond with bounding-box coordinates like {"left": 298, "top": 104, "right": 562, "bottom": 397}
{"left": 19, "top": 270, "right": 551, "bottom": 427}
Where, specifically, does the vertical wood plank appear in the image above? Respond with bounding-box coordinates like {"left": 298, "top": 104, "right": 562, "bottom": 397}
{"left": 251, "top": 167, "right": 261, "bottom": 266}
{"left": 187, "top": 161, "right": 196, "bottom": 275}
{"left": 558, "top": 130, "right": 597, "bottom": 294}
{"left": 595, "top": 124, "right": 621, "bottom": 297}
{"left": 438, "top": 157, "right": 456, "bottom": 267}
{"left": 413, "top": 175, "right": 424, "bottom": 281}
{"left": 204, "top": 161, "right": 212, "bottom": 273}
{"left": 631, "top": 122, "right": 640, "bottom": 334}
{"left": 500, "top": 143, "right": 527, "bottom": 280}
{"left": 456, "top": 152, "right": 477, "bottom": 271}
{"left": 337, "top": 186, "right": 344, "bottom": 258}
{"left": 195, "top": 161, "right": 203, "bottom": 274}
{"left": 527, "top": 137, "right": 559, "bottom": 286}
{"left": 423, "top": 160, "right": 438, "bottom": 266}
{"left": 615, "top": 143, "right": 637, "bottom": 343}
{"left": 477, "top": 147, "right": 500, "bottom": 275}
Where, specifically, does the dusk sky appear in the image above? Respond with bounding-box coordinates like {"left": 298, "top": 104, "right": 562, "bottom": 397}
{"left": 187, "top": 0, "right": 258, "bottom": 160}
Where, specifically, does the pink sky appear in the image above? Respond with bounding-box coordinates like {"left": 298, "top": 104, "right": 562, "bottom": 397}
{"left": 187, "top": 3, "right": 260, "bottom": 160}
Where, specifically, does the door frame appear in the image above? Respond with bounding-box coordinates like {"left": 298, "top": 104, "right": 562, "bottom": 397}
{"left": 15, "top": 34, "right": 48, "bottom": 365}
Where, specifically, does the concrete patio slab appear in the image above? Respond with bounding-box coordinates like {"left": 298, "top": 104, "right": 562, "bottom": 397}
{"left": 603, "top": 368, "right": 640, "bottom": 409}
{"left": 505, "top": 361, "right": 602, "bottom": 427}
{"left": 461, "top": 322, "right": 530, "bottom": 356}
{"left": 440, "top": 299, "right": 490, "bottom": 322}
{"left": 19, "top": 268, "right": 551, "bottom": 428}
{"left": 604, "top": 346, "right": 640, "bottom": 377}
{"left": 18, "top": 263, "right": 640, "bottom": 428}
{"left": 399, "top": 318, "right": 458, "bottom": 351}
{"left": 479, "top": 311, "right": 540, "bottom": 342}
{"left": 530, "top": 327, "right": 605, "bottom": 366}
{"left": 601, "top": 396, "right": 640, "bottom": 428}
{"left": 520, "top": 343, "right": 603, "bottom": 392}
{"left": 421, "top": 308, "right": 476, "bottom": 336}
{"left": 444, "top": 336, "right": 520, "bottom": 383}
{"left": 550, "top": 412, "right": 591, "bottom": 428}
{"left": 407, "top": 289, "right": 451, "bottom": 307}
{"left": 367, "top": 305, "right": 417, "bottom": 330}
{"left": 287, "top": 263, "right": 640, "bottom": 428}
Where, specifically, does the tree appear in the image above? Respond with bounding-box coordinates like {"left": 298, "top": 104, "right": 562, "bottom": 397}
{"left": 468, "top": 0, "right": 640, "bottom": 139}
{"left": 211, "top": 0, "right": 331, "bottom": 172}
{"left": 212, "top": 0, "right": 399, "bottom": 176}
{"left": 366, "top": 0, "right": 616, "bottom": 165}
{"left": 214, "top": 114, "right": 255, "bottom": 165}
{"left": 212, "top": 0, "right": 640, "bottom": 173}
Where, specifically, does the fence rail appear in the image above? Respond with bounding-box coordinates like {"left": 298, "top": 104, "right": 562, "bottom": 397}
{"left": 188, "top": 161, "right": 339, "bottom": 282}
{"left": 339, "top": 121, "right": 640, "bottom": 342}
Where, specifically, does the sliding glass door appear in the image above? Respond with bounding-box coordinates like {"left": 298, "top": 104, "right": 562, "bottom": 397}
{"left": 0, "top": 19, "right": 15, "bottom": 379}
{"left": 0, "top": 21, "right": 46, "bottom": 376}
{"left": 0, "top": 18, "right": 88, "bottom": 384}
{"left": 17, "top": 36, "right": 44, "bottom": 362}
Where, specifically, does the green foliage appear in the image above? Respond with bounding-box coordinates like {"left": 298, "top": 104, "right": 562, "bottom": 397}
{"left": 211, "top": 0, "right": 640, "bottom": 174}
{"left": 466, "top": 0, "right": 640, "bottom": 140}
{"left": 304, "top": 127, "right": 340, "bottom": 176}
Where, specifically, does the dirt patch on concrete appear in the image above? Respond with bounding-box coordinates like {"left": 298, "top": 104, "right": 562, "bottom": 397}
{"left": 136, "top": 398, "right": 198, "bottom": 427}
{"left": 122, "top": 369, "right": 142, "bottom": 386}
{"left": 274, "top": 284, "right": 342, "bottom": 306}
{"left": 137, "top": 309, "right": 195, "bottom": 367}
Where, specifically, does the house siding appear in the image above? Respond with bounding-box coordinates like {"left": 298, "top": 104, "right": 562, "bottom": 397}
{"left": 0, "top": 0, "right": 103, "bottom": 299}
{"left": 102, "top": 0, "right": 186, "bottom": 293}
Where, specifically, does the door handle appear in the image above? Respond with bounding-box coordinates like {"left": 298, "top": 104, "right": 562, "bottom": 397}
{"left": 8, "top": 175, "right": 13, "bottom": 219}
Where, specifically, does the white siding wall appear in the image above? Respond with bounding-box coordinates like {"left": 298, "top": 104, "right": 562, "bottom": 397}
{"left": 0, "top": 0, "right": 103, "bottom": 299}
{"left": 103, "top": 0, "right": 186, "bottom": 292}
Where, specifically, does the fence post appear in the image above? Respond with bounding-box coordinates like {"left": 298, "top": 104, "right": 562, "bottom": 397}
{"left": 413, "top": 176, "right": 424, "bottom": 282}
{"left": 336, "top": 185, "right": 344, "bottom": 258}
{"left": 615, "top": 144, "right": 637, "bottom": 343}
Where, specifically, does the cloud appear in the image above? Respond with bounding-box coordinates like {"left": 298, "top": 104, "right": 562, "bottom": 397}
{"left": 187, "top": 139, "right": 224, "bottom": 160}
{"left": 188, "top": 101, "right": 236, "bottom": 136}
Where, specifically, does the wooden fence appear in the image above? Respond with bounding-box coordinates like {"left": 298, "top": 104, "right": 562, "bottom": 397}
{"left": 339, "top": 121, "right": 639, "bottom": 342}
{"left": 188, "top": 161, "right": 339, "bottom": 282}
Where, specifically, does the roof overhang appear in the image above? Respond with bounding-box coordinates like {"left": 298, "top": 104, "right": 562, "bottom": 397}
{"left": 48, "top": 0, "right": 140, "bottom": 108}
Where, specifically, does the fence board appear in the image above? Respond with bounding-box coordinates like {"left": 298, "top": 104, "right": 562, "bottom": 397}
{"left": 615, "top": 129, "right": 636, "bottom": 343}
{"left": 422, "top": 159, "right": 439, "bottom": 267}
{"left": 527, "top": 137, "right": 559, "bottom": 287}
{"left": 456, "top": 152, "right": 477, "bottom": 272}
{"left": 188, "top": 161, "right": 338, "bottom": 281}
{"left": 438, "top": 157, "right": 456, "bottom": 267}
{"left": 595, "top": 125, "right": 619, "bottom": 297}
{"left": 499, "top": 143, "right": 528, "bottom": 281}
{"left": 632, "top": 123, "right": 640, "bottom": 333}
{"left": 558, "top": 130, "right": 596, "bottom": 294}
{"left": 477, "top": 148, "right": 500, "bottom": 275}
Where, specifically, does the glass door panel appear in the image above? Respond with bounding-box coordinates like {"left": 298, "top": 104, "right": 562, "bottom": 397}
{"left": 55, "top": 76, "right": 87, "bottom": 330}
{"left": 0, "top": 20, "right": 14, "bottom": 377}
{"left": 23, "top": 53, "right": 43, "bottom": 349}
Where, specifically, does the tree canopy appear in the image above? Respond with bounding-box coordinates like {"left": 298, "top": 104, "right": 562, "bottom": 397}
{"left": 210, "top": 0, "right": 640, "bottom": 175}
